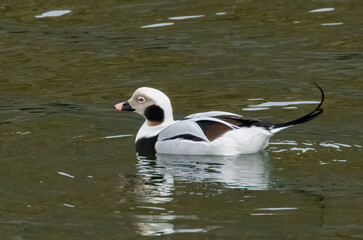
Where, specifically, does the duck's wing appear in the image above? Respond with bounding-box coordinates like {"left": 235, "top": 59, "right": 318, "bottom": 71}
{"left": 185, "top": 111, "right": 243, "bottom": 119}
{"left": 158, "top": 120, "right": 210, "bottom": 142}
{"left": 159, "top": 111, "right": 274, "bottom": 143}
{"left": 158, "top": 116, "right": 241, "bottom": 143}
{"left": 213, "top": 115, "right": 272, "bottom": 130}
{"left": 185, "top": 111, "right": 273, "bottom": 131}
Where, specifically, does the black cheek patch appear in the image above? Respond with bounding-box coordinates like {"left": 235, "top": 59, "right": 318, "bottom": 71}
{"left": 144, "top": 105, "right": 164, "bottom": 122}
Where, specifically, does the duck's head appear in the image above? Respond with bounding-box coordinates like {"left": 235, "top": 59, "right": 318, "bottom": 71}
{"left": 114, "top": 87, "right": 174, "bottom": 126}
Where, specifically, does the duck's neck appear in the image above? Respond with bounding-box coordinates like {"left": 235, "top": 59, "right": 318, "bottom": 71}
{"left": 136, "top": 119, "right": 174, "bottom": 142}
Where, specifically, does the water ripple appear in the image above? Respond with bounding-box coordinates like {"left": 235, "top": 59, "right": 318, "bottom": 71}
{"left": 141, "top": 23, "right": 174, "bottom": 28}
{"left": 251, "top": 101, "right": 320, "bottom": 108}
{"left": 168, "top": 15, "right": 205, "bottom": 20}
{"left": 309, "top": 8, "right": 335, "bottom": 13}
{"left": 35, "top": 10, "right": 71, "bottom": 18}
{"left": 321, "top": 22, "right": 344, "bottom": 26}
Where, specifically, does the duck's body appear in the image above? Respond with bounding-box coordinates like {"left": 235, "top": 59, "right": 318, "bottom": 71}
{"left": 136, "top": 111, "right": 274, "bottom": 155}
{"left": 115, "top": 86, "right": 324, "bottom": 156}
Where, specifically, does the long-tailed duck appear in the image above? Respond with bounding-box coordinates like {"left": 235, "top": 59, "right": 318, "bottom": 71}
{"left": 114, "top": 85, "right": 324, "bottom": 156}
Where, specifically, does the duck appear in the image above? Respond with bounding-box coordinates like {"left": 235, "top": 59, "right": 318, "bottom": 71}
{"left": 114, "top": 85, "right": 324, "bottom": 156}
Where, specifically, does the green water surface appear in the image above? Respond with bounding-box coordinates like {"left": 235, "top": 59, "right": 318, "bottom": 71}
{"left": 1, "top": 0, "right": 362, "bottom": 239}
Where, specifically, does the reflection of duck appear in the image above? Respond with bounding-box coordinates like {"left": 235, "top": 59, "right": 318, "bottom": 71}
{"left": 114, "top": 85, "right": 324, "bottom": 155}
{"left": 136, "top": 152, "right": 271, "bottom": 205}
{"left": 134, "top": 153, "right": 271, "bottom": 236}
{"left": 162, "top": 152, "right": 271, "bottom": 189}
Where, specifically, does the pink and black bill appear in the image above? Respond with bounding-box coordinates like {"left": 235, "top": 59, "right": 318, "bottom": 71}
{"left": 114, "top": 101, "right": 135, "bottom": 111}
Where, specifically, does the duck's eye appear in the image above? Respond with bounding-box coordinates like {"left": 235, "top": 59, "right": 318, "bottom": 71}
{"left": 137, "top": 96, "right": 146, "bottom": 104}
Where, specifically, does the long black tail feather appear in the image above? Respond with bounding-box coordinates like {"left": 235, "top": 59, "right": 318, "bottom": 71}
{"left": 272, "top": 83, "right": 324, "bottom": 131}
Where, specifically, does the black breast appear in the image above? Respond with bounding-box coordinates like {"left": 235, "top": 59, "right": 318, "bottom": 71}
{"left": 136, "top": 135, "right": 158, "bottom": 155}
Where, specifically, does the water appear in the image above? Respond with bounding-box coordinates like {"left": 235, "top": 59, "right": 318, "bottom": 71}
{"left": 1, "top": 0, "right": 362, "bottom": 239}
